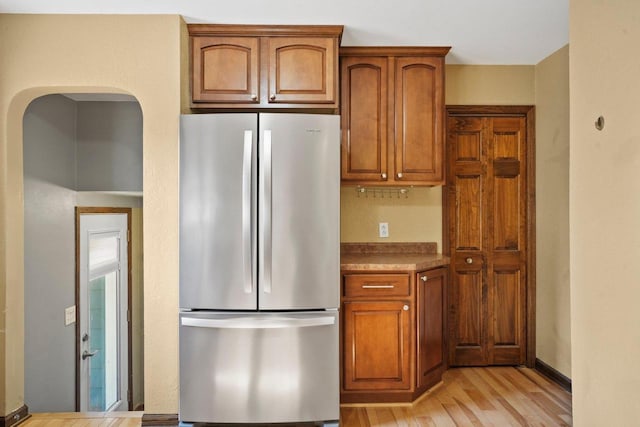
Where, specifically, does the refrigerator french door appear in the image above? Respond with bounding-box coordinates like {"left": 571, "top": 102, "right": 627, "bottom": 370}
{"left": 179, "top": 113, "right": 340, "bottom": 424}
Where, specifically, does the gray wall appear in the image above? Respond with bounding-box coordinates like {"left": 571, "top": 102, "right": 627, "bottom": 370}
{"left": 23, "top": 94, "right": 78, "bottom": 412}
{"left": 76, "top": 102, "right": 143, "bottom": 191}
{"left": 23, "top": 95, "right": 143, "bottom": 412}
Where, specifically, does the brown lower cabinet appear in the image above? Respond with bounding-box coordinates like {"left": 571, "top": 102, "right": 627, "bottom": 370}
{"left": 341, "top": 267, "right": 447, "bottom": 403}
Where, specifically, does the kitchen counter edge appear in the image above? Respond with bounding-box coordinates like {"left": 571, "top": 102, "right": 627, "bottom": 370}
{"left": 340, "top": 253, "right": 450, "bottom": 272}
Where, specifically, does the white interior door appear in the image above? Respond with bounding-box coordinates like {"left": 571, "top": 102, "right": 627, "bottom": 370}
{"left": 79, "top": 213, "right": 129, "bottom": 411}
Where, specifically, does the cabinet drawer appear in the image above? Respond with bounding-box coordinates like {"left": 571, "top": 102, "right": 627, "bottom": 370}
{"left": 343, "top": 274, "right": 410, "bottom": 297}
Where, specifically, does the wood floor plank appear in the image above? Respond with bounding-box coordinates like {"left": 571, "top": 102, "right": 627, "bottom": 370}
{"left": 482, "top": 368, "right": 552, "bottom": 425}
{"left": 495, "top": 369, "right": 571, "bottom": 427}
{"left": 460, "top": 368, "right": 527, "bottom": 427}
{"left": 517, "top": 367, "right": 572, "bottom": 412}
{"left": 410, "top": 388, "right": 454, "bottom": 427}
{"left": 23, "top": 413, "right": 143, "bottom": 427}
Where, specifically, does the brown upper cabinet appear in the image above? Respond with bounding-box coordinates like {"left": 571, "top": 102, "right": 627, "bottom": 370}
{"left": 340, "top": 47, "right": 450, "bottom": 185}
{"left": 189, "top": 24, "right": 343, "bottom": 110}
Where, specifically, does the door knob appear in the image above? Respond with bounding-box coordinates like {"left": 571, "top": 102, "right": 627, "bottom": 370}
{"left": 466, "top": 257, "right": 473, "bottom": 264}
{"left": 421, "top": 275, "right": 428, "bottom": 282}
{"left": 269, "top": 94, "right": 276, "bottom": 101}
{"left": 397, "top": 172, "right": 403, "bottom": 178}
{"left": 82, "top": 350, "right": 98, "bottom": 360}
{"left": 403, "top": 305, "right": 409, "bottom": 311}
{"left": 381, "top": 173, "right": 387, "bottom": 179}
{"left": 250, "top": 94, "right": 258, "bottom": 101}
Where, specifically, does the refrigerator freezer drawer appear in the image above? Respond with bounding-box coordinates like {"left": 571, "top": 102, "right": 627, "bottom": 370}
{"left": 179, "top": 311, "right": 339, "bottom": 424}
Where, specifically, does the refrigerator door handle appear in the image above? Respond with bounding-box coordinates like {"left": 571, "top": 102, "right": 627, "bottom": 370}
{"left": 242, "top": 130, "right": 253, "bottom": 294}
{"left": 181, "top": 315, "right": 335, "bottom": 329}
{"left": 261, "top": 130, "right": 273, "bottom": 294}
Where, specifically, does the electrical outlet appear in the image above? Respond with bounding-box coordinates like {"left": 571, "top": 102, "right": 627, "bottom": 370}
{"left": 379, "top": 222, "right": 389, "bottom": 238}
{"left": 65, "top": 305, "right": 76, "bottom": 326}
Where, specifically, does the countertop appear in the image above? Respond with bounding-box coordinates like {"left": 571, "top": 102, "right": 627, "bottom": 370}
{"left": 340, "top": 242, "right": 450, "bottom": 272}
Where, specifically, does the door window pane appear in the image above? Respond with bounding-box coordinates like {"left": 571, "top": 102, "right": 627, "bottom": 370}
{"left": 89, "top": 234, "right": 119, "bottom": 269}
{"left": 89, "top": 270, "right": 120, "bottom": 411}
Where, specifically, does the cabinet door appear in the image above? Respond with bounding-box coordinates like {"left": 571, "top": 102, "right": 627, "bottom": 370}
{"left": 267, "top": 37, "right": 336, "bottom": 104}
{"left": 340, "top": 57, "right": 389, "bottom": 182}
{"left": 192, "top": 36, "right": 260, "bottom": 104}
{"left": 343, "top": 300, "right": 411, "bottom": 391}
{"left": 394, "top": 56, "right": 444, "bottom": 183}
{"left": 416, "top": 268, "right": 446, "bottom": 390}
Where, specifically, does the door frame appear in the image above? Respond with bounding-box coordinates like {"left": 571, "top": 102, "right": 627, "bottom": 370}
{"left": 75, "top": 207, "right": 133, "bottom": 410}
{"left": 443, "top": 105, "right": 536, "bottom": 367}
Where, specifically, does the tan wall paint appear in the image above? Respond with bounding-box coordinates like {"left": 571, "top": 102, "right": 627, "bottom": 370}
{"left": 341, "top": 65, "right": 535, "bottom": 250}
{"left": 131, "top": 207, "right": 144, "bottom": 410}
{"left": 534, "top": 45, "right": 571, "bottom": 377}
{"left": 180, "top": 19, "right": 191, "bottom": 114}
{"left": 570, "top": 2, "right": 640, "bottom": 424}
{"left": 446, "top": 65, "right": 535, "bottom": 105}
{"left": 0, "top": 14, "right": 182, "bottom": 414}
{"left": 341, "top": 187, "right": 443, "bottom": 247}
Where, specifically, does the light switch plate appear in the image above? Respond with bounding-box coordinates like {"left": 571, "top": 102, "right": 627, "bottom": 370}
{"left": 379, "top": 222, "right": 389, "bottom": 238}
{"left": 65, "top": 305, "right": 76, "bottom": 326}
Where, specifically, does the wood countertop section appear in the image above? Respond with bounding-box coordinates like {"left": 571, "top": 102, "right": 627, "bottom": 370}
{"left": 341, "top": 242, "right": 450, "bottom": 272}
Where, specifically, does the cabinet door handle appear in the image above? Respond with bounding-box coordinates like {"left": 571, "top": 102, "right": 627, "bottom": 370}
{"left": 420, "top": 275, "right": 428, "bottom": 282}
{"left": 381, "top": 173, "right": 387, "bottom": 179}
{"left": 269, "top": 94, "right": 276, "bottom": 101}
{"left": 466, "top": 257, "right": 473, "bottom": 264}
{"left": 403, "top": 305, "right": 409, "bottom": 311}
{"left": 397, "top": 172, "right": 403, "bottom": 179}
{"left": 362, "top": 284, "right": 394, "bottom": 289}
{"left": 250, "top": 94, "right": 258, "bottom": 101}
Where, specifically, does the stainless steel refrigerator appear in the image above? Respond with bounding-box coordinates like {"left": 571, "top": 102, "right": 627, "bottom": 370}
{"left": 179, "top": 113, "right": 340, "bottom": 425}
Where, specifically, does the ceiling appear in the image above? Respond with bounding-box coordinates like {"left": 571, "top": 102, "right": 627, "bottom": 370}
{"left": 0, "top": 0, "right": 568, "bottom": 64}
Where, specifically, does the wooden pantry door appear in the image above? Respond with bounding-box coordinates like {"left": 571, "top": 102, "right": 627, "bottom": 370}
{"left": 445, "top": 106, "right": 535, "bottom": 367}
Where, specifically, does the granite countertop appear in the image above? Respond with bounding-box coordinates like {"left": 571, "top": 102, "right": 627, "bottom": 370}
{"left": 340, "top": 242, "right": 450, "bottom": 272}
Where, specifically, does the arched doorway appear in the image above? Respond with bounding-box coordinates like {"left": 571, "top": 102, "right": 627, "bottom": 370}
{"left": 22, "top": 93, "right": 144, "bottom": 412}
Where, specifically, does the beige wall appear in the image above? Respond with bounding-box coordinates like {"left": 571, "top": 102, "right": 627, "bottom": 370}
{"left": 341, "top": 187, "right": 443, "bottom": 247}
{"left": 570, "top": 1, "right": 640, "bottom": 424}
{"left": 534, "top": 45, "right": 571, "bottom": 377}
{"left": 341, "top": 64, "right": 535, "bottom": 251}
{"left": 131, "top": 208, "right": 144, "bottom": 410}
{"left": 0, "top": 14, "right": 182, "bottom": 415}
{"left": 446, "top": 65, "right": 535, "bottom": 105}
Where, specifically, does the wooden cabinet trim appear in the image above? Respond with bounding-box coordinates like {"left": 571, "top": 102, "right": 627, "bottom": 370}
{"left": 189, "top": 24, "right": 344, "bottom": 40}
{"left": 340, "top": 46, "right": 451, "bottom": 57}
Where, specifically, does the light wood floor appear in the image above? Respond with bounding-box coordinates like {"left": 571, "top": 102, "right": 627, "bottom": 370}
{"left": 21, "top": 367, "right": 571, "bottom": 426}
{"left": 21, "top": 411, "right": 143, "bottom": 426}
{"left": 341, "top": 367, "right": 572, "bottom": 426}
